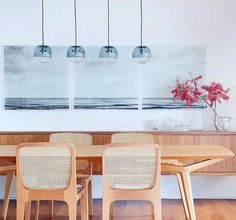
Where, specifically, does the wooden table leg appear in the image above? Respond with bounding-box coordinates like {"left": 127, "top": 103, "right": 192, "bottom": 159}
{"left": 88, "top": 180, "right": 93, "bottom": 216}
{"left": 163, "top": 159, "right": 224, "bottom": 220}
{"left": 49, "top": 200, "right": 54, "bottom": 219}
{"left": 178, "top": 172, "right": 196, "bottom": 220}
{"left": 176, "top": 173, "right": 190, "bottom": 220}
{"left": 35, "top": 201, "right": 40, "bottom": 220}
{"left": 1, "top": 171, "right": 15, "bottom": 220}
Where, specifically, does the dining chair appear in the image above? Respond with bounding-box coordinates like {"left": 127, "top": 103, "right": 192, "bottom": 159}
{"left": 112, "top": 132, "right": 155, "bottom": 143}
{"left": 16, "top": 142, "right": 86, "bottom": 220}
{"left": 102, "top": 143, "right": 161, "bottom": 220}
{"left": 0, "top": 164, "right": 16, "bottom": 220}
{"left": 50, "top": 133, "right": 93, "bottom": 217}
{"left": 112, "top": 132, "right": 179, "bottom": 165}
{"left": 111, "top": 132, "right": 192, "bottom": 219}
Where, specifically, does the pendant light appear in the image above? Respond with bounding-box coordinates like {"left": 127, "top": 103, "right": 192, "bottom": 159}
{"left": 132, "top": 0, "right": 151, "bottom": 64}
{"left": 67, "top": 0, "right": 85, "bottom": 63}
{"left": 99, "top": 0, "right": 118, "bottom": 64}
{"left": 34, "top": 0, "right": 52, "bottom": 63}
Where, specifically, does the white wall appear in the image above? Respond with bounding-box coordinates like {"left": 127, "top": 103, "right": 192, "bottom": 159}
{"left": 0, "top": 0, "right": 236, "bottom": 199}
{"left": 0, "top": 0, "right": 235, "bottom": 131}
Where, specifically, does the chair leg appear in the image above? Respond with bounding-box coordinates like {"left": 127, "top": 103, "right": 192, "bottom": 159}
{"left": 110, "top": 202, "right": 115, "bottom": 216}
{"left": 1, "top": 171, "right": 15, "bottom": 220}
{"left": 88, "top": 180, "right": 93, "bottom": 216}
{"left": 24, "top": 202, "right": 31, "bottom": 220}
{"left": 17, "top": 200, "right": 26, "bottom": 220}
{"left": 80, "top": 194, "right": 87, "bottom": 220}
{"left": 84, "top": 182, "right": 89, "bottom": 218}
{"left": 67, "top": 200, "right": 77, "bottom": 220}
{"left": 102, "top": 199, "right": 111, "bottom": 220}
{"left": 35, "top": 201, "right": 40, "bottom": 220}
{"left": 152, "top": 199, "right": 162, "bottom": 220}
{"left": 49, "top": 200, "right": 54, "bottom": 218}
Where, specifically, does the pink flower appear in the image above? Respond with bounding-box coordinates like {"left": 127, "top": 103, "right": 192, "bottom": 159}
{"left": 171, "top": 75, "right": 203, "bottom": 106}
{"left": 202, "top": 82, "right": 230, "bottom": 107}
{"left": 171, "top": 74, "right": 230, "bottom": 108}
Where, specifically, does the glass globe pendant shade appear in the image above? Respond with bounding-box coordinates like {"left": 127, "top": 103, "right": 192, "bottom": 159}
{"left": 99, "top": 46, "right": 118, "bottom": 64}
{"left": 67, "top": 46, "right": 85, "bottom": 64}
{"left": 132, "top": 46, "right": 151, "bottom": 64}
{"left": 34, "top": 45, "right": 52, "bottom": 63}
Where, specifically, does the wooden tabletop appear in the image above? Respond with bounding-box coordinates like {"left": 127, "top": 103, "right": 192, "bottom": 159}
{"left": 0, "top": 144, "right": 233, "bottom": 160}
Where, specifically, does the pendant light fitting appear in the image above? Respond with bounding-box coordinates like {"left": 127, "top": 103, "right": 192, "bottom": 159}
{"left": 67, "top": 0, "right": 85, "bottom": 63}
{"left": 34, "top": 0, "right": 52, "bottom": 63}
{"left": 99, "top": 0, "right": 118, "bottom": 64}
{"left": 132, "top": 0, "right": 151, "bottom": 64}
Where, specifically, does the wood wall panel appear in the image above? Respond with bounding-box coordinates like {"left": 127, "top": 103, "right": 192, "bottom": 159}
{"left": 0, "top": 134, "right": 50, "bottom": 145}
{"left": 154, "top": 134, "right": 195, "bottom": 145}
{"left": 92, "top": 134, "right": 111, "bottom": 145}
{"left": 194, "top": 135, "right": 234, "bottom": 173}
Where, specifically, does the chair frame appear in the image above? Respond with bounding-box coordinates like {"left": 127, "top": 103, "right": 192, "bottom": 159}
{"left": 102, "top": 143, "right": 162, "bottom": 220}
{"left": 76, "top": 161, "right": 93, "bottom": 217}
{"left": 0, "top": 165, "right": 16, "bottom": 220}
{"left": 16, "top": 142, "right": 86, "bottom": 220}
{"left": 49, "top": 133, "right": 94, "bottom": 218}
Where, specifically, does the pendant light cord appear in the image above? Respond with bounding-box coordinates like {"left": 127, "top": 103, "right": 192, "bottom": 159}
{"left": 107, "top": 0, "right": 110, "bottom": 47}
{"left": 41, "top": 0, "right": 45, "bottom": 47}
{"left": 74, "top": 0, "right": 78, "bottom": 47}
{"left": 140, "top": 0, "right": 143, "bottom": 47}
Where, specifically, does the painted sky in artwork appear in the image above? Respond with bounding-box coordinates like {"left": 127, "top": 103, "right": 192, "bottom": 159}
{"left": 4, "top": 46, "right": 69, "bottom": 98}
{"left": 142, "top": 45, "right": 207, "bottom": 98}
{"left": 4, "top": 45, "right": 206, "bottom": 99}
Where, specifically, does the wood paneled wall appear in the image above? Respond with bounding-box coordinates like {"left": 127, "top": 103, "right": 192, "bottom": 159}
{"left": 0, "top": 131, "right": 235, "bottom": 174}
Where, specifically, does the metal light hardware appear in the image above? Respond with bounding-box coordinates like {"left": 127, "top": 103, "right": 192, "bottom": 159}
{"left": 34, "top": 0, "right": 52, "bottom": 63}
{"left": 99, "top": 0, "right": 118, "bottom": 64}
{"left": 132, "top": 0, "right": 151, "bottom": 64}
{"left": 67, "top": 0, "right": 85, "bottom": 63}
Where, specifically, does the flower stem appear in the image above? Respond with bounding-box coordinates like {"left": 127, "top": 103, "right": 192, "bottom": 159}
{"left": 199, "top": 95, "right": 220, "bottom": 130}
{"left": 199, "top": 95, "right": 219, "bottom": 117}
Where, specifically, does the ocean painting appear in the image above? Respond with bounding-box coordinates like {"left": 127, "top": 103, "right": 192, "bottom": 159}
{"left": 4, "top": 46, "right": 70, "bottom": 110}
{"left": 73, "top": 46, "right": 139, "bottom": 110}
{"left": 4, "top": 98, "right": 69, "bottom": 110}
{"left": 4, "top": 45, "right": 207, "bottom": 110}
{"left": 142, "top": 45, "right": 207, "bottom": 109}
{"left": 74, "top": 98, "right": 138, "bottom": 110}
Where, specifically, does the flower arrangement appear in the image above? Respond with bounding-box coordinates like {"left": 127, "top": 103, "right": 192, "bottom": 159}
{"left": 171, "top": 74, "right": 231, "bottom": 130}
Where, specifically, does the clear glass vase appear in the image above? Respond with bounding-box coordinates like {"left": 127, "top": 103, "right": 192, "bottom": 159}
{"left": 214, "top": 115, "right": 232, "bottom": 131}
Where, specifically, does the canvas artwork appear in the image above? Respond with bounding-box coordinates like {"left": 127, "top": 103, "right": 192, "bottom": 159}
{"left": 4, "top": 46, "right": 70, "bottom": 110}
{"left": 142, "top": 45, "right": 207, "bottom": 109}
{"left": 4, "top": 45, "right": 207, "bottom": 110}
{"left": 73, "top": 46, "right": 139, "bottom": 109}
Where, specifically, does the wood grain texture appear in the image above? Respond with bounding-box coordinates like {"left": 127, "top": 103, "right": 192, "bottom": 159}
{"left": 0, "top": 144, "right": 232, "bottom": 160}
{"left": 194, "top": 135, "right": 235, "bottom": 173}
{"left": 1, "top": 199, "right": 236, "bottom": 220}
{"left": 0, "top": 132, "right": 235, "bottom": 174}
{"left": 155, "top": 134, "right": 195, "bottom": 145}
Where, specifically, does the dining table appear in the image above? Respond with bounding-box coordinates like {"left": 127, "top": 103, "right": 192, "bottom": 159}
{"left": 0, "top": 144, "right": 234, "bottom": 220}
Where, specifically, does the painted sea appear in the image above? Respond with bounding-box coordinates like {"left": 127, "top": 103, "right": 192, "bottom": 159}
{"left": 4, "top": 98, "right": 206, "bottom": 110}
